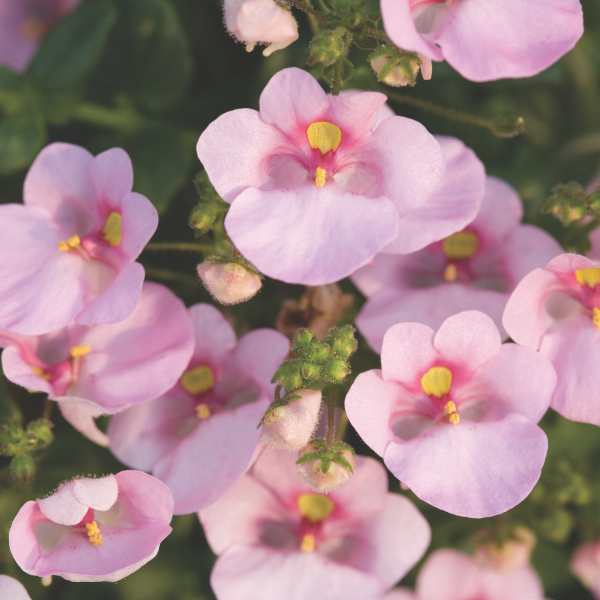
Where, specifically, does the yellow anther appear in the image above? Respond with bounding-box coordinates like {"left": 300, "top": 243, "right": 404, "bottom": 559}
{"left": 58, "top": 235, "right": 81, "bottom": 252}
{"left": 448, "top": 413, "right": 460, "bottom": 425}
{"left": 181, "top": 365, "right": 215, "bottom": 396}
{"left": 21, "top": 17, "right": 45, "bottom": 41}
{"left": 196, "top": 404, "right": 211, "bottom": 420}
{"left": 575, "top": 267, "right": 600, "bottom": 289}
{"left": 31, "top": 366, "right": 50, "bottom": 381}
{"left": 307, "top": 122, "right": 342, "bottom": 155}
{"left": 442, "top": 231, "right": 479, "bottom": 261}
{"left": 85, "top": 521, "right": 102, "bottom": 547}
{"left": 593, "top": 308, "right": 600, "bottom": 330}
{"left": 315, "top": 167, "right": 327, "bottom": 187}
{"left": 421, "top": 366, "right": 452, "bottom": 398}
{"left": 69, "top": 344, "right": 91, "bottom": 358}
{"left": 444, "top": 400, "right": 457, "bottom": 415}
{"left": 297, "top": 493, "right": 335, "bottom": 523}
{"left": 443, "top": 263, "right": 458, "bottom": 282}
{"left": 101, "top": 212, "right": 122, "bottom": 247}
{"left": 300, "top": 533, "right": 316, "bottom": 553}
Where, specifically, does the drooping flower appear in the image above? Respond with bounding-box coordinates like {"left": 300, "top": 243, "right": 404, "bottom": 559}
{"left": 380, "top": 0, "right": 583, "bottom": 82}
{"left": 0, "top": 575, "right": 31, "bottom": 600}
{"left": 197, "top": 67, "right": 445, "bottom": 285}
{"left": 345, "top": 310, "right": 555, "bottom": 518}
{"left": 503, "top": 253, "right": 600, "bottom": 427}
{"left": 199, "top": 447, "right": 431, "bottom": 600}
{"left": 197, "top": 260, "right": 262, "bottom": 305}
{"left": 223, "top": 0, "right": 298, "bottom": 56}
{"left": 9, "top": 471, "right": 174, "bottom": 582}
{"left": 0, "top": 0, "right": 81, "bottom": 72}
{"left": 0, "top": 143, "right": 158, "bottom": 335}
{"left": 571, "top": 539, "right": 600, "bottom": 599}
{"left": 108, "top": 303, "right": 289, "bottom": 514}
{"left": 352, "top": 175, "right": 562, "bottom": 352}
{"left": 386, "top": 548, "right": 548, "bottom": 600}
{"left": 0, "top": 282, "right": 195, "bottom": 445}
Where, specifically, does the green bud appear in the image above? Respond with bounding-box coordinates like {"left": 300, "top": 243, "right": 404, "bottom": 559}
{"left": 301, "top": 362, "right": 321, "bottom": 380}
{"left": 10, "top": 454, "right": 35, "bottom": 483}
{"left": 27, "top": 419, "right": 54, "bottom": 446}
{"left": 0, "top": 422, "right": 24, "bottom": 449}
{"left": 309, "top": 27, "right": 352, "bottom": 67}
{"left": 303, "top": 341, "right": 331, "bottom": 363}
{"left": 294, "top": 329, "right": 314, "bottom": 349}
{"left": 322, "top": 358, "right": 350, "bottom": 382}
{"left": 325, "top": 325, "right": 358, "bottom": 359}
{"left": 489, "top": 115, "right": 525, "bottom": 139}
{"left": 542, "top": 182, "right": 588, "bottom": 226}
{"left": 272, "top": 361, "right": 304, "bottom": 391}
{"left": 588, "top": 191, "right": 600, "bottom": 215}
{"left": 189, "top": 204, "right": 216, "bottom": 232}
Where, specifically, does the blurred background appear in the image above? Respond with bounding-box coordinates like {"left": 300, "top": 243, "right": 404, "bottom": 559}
{"left": 1, "top": 0, "right": 600, "bottom": 598}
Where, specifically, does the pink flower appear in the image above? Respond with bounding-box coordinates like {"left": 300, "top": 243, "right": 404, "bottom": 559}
{"left": 199, "top": 447, "right": 431, "bottom": 600}
{"left": 386, "top": 549, "right": 548, "bottom": 600}
{"left": 345, "top": 311, "right": 555, "bottom": 518}
{"left": 108, "top": 303, "right": 289, "bottom": 514}
{"left": 0, "top": 282, "right": 195, "bottom": 445}
{"left": 223, "top": 0, "right": 298, "bottom": 56}
{"left": 0, "top": 0, "right": 81, "bottom": 72}
{"left": 503, "top": 253, "right": 600, "bottom": 426}
{"left": 0, "top": 575, "right": 31, "bottom": 600}
{"left": 197, "top": 67, "right": 445, "bottom": 285}
{"left": 571, "top": 539, "right": 600, "bottom": 598}
{"left": 380, "top": 0, "right": 583, "bottom": 82}
{"left": 9, "top": 471, "right": 173, "bottom": 582}
{"left": 0, "top": 143, "right": 158, "bottom": 335}
{"left": 353, "top": 175, "right": 562, "bottom": 352}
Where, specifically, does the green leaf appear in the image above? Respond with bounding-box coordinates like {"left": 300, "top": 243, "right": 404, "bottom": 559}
{"left": 125, "top": 0, "right": 193, "bottom": 111}
{"left": 28, "top": 1, "right": 117, "bottom": 124}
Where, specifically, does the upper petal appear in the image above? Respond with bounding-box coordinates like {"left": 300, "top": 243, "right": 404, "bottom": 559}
{"left": 417, "top": 550, "right": 482, "bottom": 600}
{"left": 188, "top": 303, "right": 237, "bottom": 366}
{"left": 119, "top": 192, "right": 159, "bottom": 260}
{"left": 90, "top": 148, "right": 134, "bottom": 213}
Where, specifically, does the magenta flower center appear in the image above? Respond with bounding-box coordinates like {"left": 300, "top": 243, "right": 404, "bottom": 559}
{"left": 306, "top": 121, "right": 342, "bottom": 188}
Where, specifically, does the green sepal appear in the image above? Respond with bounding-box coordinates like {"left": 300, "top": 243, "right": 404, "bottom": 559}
{"left": 324, "top": 325, "right": 358, "bottom": 359}
{"left": 294, "top": 329, "right": 314, "bottom": 350}
{"left": 331, "top": 453, "right": 354, "bottom": 473}
{"left": 331, "top": 441, "right": 355, "bottom": 454}
{"left": 271, "top": 361, "right": 304, "bottom": 391}
{"left": 26, "top": 419, "right": 54, "bottom": 446}
{"left": 258, "top": 389, "right": 301, "bottom": 428}
{"left": 296, "top": 451, "right": 322, "bottom": 465}
{"left": 301, "top": 362, "right": 321, "bottom": 380}
{"left": 10, "top": 454, "right": 36, "bottom": 484}
{"left": 319, "top": 456, "right": 332, "bottom": 474}
{"left": 307, "top": 439, "right": 327, "bottom": 451}
{"left": 308, "top": 27, "right": 352, "bottom": 67}
{"left": 321, "top": 358, "right": 350, "bottom": 383}
{"left": 352, "top": 32, "right": 380, "bottom": 51}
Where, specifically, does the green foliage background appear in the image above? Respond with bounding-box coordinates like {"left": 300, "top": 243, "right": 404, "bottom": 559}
{"left": 1, "top": 0, "right": 600, "bottom": 598}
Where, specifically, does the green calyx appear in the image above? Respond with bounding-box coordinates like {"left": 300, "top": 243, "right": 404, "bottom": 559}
{"left": 296, "top": 439, "right": 355, "bottom": 474}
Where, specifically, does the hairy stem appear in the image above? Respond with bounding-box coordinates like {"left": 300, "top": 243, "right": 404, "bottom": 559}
{"left": 331, "top": 61, "right": 342, "bottom": 96}
{"left": 144, "top": 241, "right": 213, "bottom": 253}
{"left": 325, "top": 395, "right": 336, "bottom": 451}
{"left": 335, "top": 410, "right": 349, "bottom": 442}
{"left": 280, "top": 0, "right": 330, "bottom": 23}
{"left": 143, "top": 266, "right": 201, "bottom": 287}
{"left": 42, "top": 397, "right": 54, "bottom": 421}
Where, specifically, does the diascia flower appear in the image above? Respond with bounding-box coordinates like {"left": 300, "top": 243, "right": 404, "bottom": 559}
{"left": 0, "top": 0, "right": 81, "bottom": 72}
{"left": 503, "top": 253, "right": 600, "bottom": 427}
{"left": 0, "top": 575, "right": 31, "bottom": 600}
{"left": 380, "top": 0, "right": 583, "bottom": 82}
{"left": 386, "top": 548, "right": 548, "bottom": 600}
{"left": 223, "top": 0, "right": 298, "bottom": 56}
{"left": 345, "top": 311, "right": 556, "bottom": 518}
{"left": 352, "top": 175, "right": 562, "bottom": 352}
{"left": 0, "top": 143, "right": 158, "bottom": 335}
{"left": 9, "top": 471, "right": 173, "bottom": 582}
{"left": 0, "top": 282, "right": 195, "bottom": 445}
{"left": 199, "top": 447, "right": 431, "bottom": 600}
{"left": 108, "top": 303, "right": 289, "bottom": 515}
{"left": 197, "top": 67, "right": 445, "bottom": 285}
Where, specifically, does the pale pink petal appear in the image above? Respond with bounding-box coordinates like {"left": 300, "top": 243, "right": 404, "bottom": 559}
{"left": 0, "top": 575, "right": 31, "bottom": 600}
{"left": 482, "top": 565, "right": 546, "bottom": 600}
{"left": 1, "top": 344, "right": 54, "bottom": 395}
{"left": 120, "top": 192, "right": 159, "bottom": 259}
{"left": 70, "top": 475, "right": 118, "bottom": 511}
{"left": 385, "top": 590, "right": 416, "bottom": 600}
{"left": 9, "top": 502, "right": 43, "bottom": 575}
{"left": 90, "top": 148, "right": 134, "bottom": 211}
{"left": 328, "top": 92, "right": 388, "bottom": 145}
{"left": 383, "top": 136, "right": 485, "bottom": 254}
{"left": 58, "top": 398, "right": 109, "bottom": 447}
{"left": 210, "top": 545, "right": 386, "bottom": 600}
{"left": 189, "top": 303, "right": 237, "bottom": 365}
{"left": 433, "top": 0, "right": 583, "bottom": 82}
{"left": 546, "top": 252, "right": 597, "bottom": 276}
{"left": 197, "top": 108, "right": 297, "bottom": 203}
{"left": 384, "top": 414, "right": 548, "bottom": 518}
{"left": 417, "top": 550, "right": 481, "bottom": 600}
{"left": 37, "top": 481, "right": 88, "bottom": 526}
{"left": 224, "top": 185, "right": 399, "bottom": 285}
{"left": 351, "top": 252, "right": 416, "bottom": 297}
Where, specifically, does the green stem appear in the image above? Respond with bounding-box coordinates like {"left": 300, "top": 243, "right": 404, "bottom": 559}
{"left": 42, "top": 398, "right": 54, "bottom": 421}
{"left": 143, "top": 266, "right": 200, "bottom": 287}
{"left": 362, "top": 27, "right": 390, "bottom": 42}
{"left": 144, "top": 241, "right": 213, "bottom": 253}
{"left": 325, "top": 395, "right": 336, "bottom": 451}
{"left": 281, "top": 0, "right": 330, "bottom": 23}
{"left": 331, "top": 61, "right": 342, "bottom": 96}
{"left": 335, "top": 410, "right": 349, "bottom": 442}
{"left": 74, "top": 102, "right": 143, "bottom": 133}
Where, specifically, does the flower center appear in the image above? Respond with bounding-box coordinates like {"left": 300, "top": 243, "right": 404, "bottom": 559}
{"left": 315, "top": 167, "right": 327, "bottom": 187}
{"left": 444, "top": 400, "right": 460, "bottom": 424}
{"left": 421, "top": 366, "right": 452, "bottom": 398}
{"left": 85, "top": 521, "right": 102, "bottom": 547}
{"left": 443, "top": 264, "right": 458, "bottom": 282}
{"left": 575, "top": 267, "right": 600, "bottom": 289}
{"left": 593, "top": 307, "right": 600, "bottom": 330}
{"left": 70, "top": 344, "right": 91, "bottom": 358}
{"left": 442, "top": 231, "right": 479, "bottom": 260}
{"left": 300, "top": 533, "right": 316, "bottom": 553}
{"left": 297, "top": 493, "right": 335, "bottom": 523}
{"left": 101, "top": 212, "right": 123, "bottom": 246}
{"left": 307, "top": 122, "right": 342, "bottom": 155}
{"left": 181, "top": 365, "right": 215, "bottom": 396}
{"left": 58, "top": 235, "right": 82, "bottom": 252}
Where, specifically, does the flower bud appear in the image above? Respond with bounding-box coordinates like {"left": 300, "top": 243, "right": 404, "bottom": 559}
{"left": 261, "top": 390, "right": 322, "bottom": 451}
{"left": 10, "top": 454, "right": 35, "bottom": 483}
{"left": 197, "top": 261, "right": 262, "bottom": 305}
{"left": 296, "top": 445, "right": 356, "bottom": 492}
{"left": 272, "top": 361, "right": 304, "bottom": 391}
{"left": 26, "top": 419, "right": 54, "bottom": 445}
{"left": 473, "top": 526, "right": 536, "bottom": 571}
{"left": 371, "top": 54, "right": 421, "bottom": 87}
{"left": 322, "top": 358, "right": 350, "bottom": 383}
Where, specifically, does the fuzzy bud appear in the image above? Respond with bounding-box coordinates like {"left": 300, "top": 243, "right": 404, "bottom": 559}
{"left": 261, "top": 390, "right": 322, "bottom": 451}
{"left": 10, "top": 454, "right": 35, "bottom": 483}
{"left": 322, "top": 358, "right": 350, "bottom": 382}
{"left": 272, "top": 361, "right": 304, "bottom": 391}
{"left": 197, "top": 261, "right": 262, "bottom": 305}
{"left": 473, "top": 526, "right": 537, "bottom": 571}
{"left": 296, "top": 445, "right": 356, "bottom": 492}
{"left": 26, "top": 419, "right": 54, "bottom": 446}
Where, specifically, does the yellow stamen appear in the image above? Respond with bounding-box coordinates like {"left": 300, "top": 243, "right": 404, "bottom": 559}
{"left": 101, "top": 212, "right": 122, "bottom": 247}
{"left": 448, "top": 413, "right": 460, "bottom": 425}
{"left": 69, "top": 344, "right": 91, "bottom": 358}
{"left": 196, "top": 403, "right": 211, "bottom": 419}
{"left": 21, "top": 17, "right": 45, "bottom": 41}
{"left": 58, "top": 235, "right": 81, "bottom": 252}
{"left": 85, "top": 521, "right": 102, "bottom": 547}
{"left": 300, "top": 533, "right": 316, "bottom": 553}
{"left": 445, "top": 400, "right": 460, "bottom": 424}
{"left": 575, "top": 267, "right": 600, "bottom": 289}
{"left": 307, "top": 122, "right": 342, "bottom": 155}
{"left": 443, "top": 263, "right": 457, "bottom": 282}
{"left": 442, "top": 231, "right": 479, "bottom": 260}
{"left": 593, "top": 307, "right": 600, "bottom": 330}
{"left": 421, "top": 366, "right": 452, "bottom": 398}
{"left": 31, "top": 365, "right": 50, "bottom": 381}
{"left": 315, "top": 167, "right": 327, "bottom": 187}
{"left": 297, "top": 493, "right": 335, "bottom": 523}
{"left": 181, "top": 365, "right": 215, "bottom": 396}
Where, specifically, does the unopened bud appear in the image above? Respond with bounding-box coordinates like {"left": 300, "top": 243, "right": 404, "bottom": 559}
{"left": 27, "top": 419, "right": 54, "bottom": 445}
{"left": 371, "top": 54, "right": 420, "bottom": 87}
{"left": 272, "top": 361, "right": 304, "bottom": 391}
{"left": 189, "top": 204, "right": 216, "bottom": 232}
{"left": 473, "top": 526, "right": 536, "bottom": 571}
{"left": 325, "top": 325, "right": 357, "bottom": 359}
{"left": 262, "top": 390, "right": 322, "bottom": 451}
{"left": 11, "top": 454, "right": 35, "bottom": 483}
{"left": 296, "top": 445, "right": 356, "bottom": 492}
{"left": 322, "top": 358, "right": 350, "bottom": 382}
{"left": 197, "top": 261, "right": 262, "bottom": 305}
